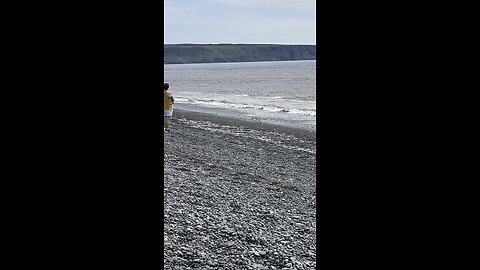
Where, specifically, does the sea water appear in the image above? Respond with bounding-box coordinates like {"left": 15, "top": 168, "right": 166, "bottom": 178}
{"left": 164, "top": 60, "right": 316, "bottom": 131}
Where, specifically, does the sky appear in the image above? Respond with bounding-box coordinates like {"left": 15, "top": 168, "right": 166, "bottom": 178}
{"left": 164, "top": 0, "right": 316, "bottom": 45}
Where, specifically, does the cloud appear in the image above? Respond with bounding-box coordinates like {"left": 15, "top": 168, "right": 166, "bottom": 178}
{"left": 164, "top": 0, "right": 315, "bottom": 44}
{"left": 198, "top": 0, "right": 315, "bottom": 14}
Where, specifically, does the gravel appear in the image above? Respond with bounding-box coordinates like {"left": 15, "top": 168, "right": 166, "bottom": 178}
{"left": 164, "top": 112, "right": 316, "bottom": 269}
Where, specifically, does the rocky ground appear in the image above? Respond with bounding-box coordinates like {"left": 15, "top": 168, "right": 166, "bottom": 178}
{"left": 164, "top": 111, "right": 317, "bottom": 269}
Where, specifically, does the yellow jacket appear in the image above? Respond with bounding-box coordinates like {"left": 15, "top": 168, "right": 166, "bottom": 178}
{"left": 164, "top": 90, "right": 174, "bottom": 110}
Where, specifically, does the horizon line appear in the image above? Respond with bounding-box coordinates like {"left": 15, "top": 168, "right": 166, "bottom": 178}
{"left": 164, "top": 43, "right": 316, "bottom": 46}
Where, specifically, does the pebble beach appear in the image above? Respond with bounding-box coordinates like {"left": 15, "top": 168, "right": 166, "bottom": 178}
{"left": 164, "top": 109, "right": 317, "bottom": 269}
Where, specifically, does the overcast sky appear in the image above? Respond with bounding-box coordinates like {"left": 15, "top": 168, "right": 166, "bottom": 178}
{"left": 164, "top": 0, "right": 316, "bottom": 45}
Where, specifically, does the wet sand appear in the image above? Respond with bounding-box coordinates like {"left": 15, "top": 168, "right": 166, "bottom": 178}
{"left": 164, "top": 109, "right": 316, "bottom": 269}
{"left": 173, "top": 109, "right": 316, "bottom": 140}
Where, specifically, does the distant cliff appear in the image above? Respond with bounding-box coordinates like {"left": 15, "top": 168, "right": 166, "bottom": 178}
{"left": 164, "top": 44, "right": 316, "bottom": 64}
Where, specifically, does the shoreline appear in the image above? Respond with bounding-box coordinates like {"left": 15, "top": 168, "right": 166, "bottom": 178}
{"left": 164, "top": 59, "right": 316, "bottom": 65}
{"left": 173, "top": 108, "right": 316, "bottom": 141}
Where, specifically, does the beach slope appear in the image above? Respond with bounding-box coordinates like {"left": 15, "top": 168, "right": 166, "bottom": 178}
{"left": 164, "top": 110, "right": 316, "bottom": 269}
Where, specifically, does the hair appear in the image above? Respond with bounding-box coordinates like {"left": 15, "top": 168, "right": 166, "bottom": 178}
{"left": 164, "top": 83, "right": 169, "bottom": 90}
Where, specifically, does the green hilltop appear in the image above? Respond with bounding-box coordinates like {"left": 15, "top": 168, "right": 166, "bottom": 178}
{"left": 164, "top": 44, "right": 316, "bottom": 64}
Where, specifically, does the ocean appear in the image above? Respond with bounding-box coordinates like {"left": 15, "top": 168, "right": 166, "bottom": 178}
{"left": 164, "top": 60, "right": 316, "bottom": 131}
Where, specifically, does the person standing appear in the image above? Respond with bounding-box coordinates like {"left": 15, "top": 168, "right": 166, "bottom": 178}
{"left": 164, "top": 83, "right": 174, "bottom": 132}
